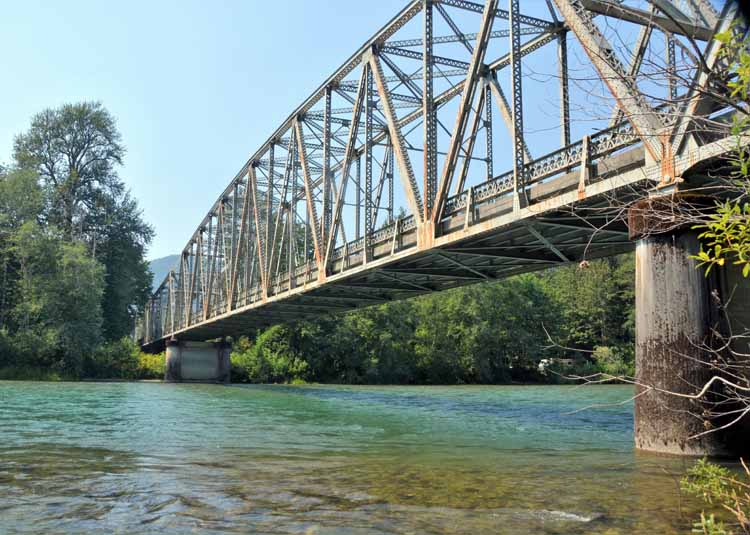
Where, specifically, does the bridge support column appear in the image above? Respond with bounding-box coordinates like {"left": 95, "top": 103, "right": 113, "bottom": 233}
{"left": 164, "top": 339, "right": 231, "bottom": 384}
{"left": 630, "top": 197, "right": 747, "bottom": 456}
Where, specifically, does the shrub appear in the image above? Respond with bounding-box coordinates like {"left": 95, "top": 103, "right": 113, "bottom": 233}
{"left": 136, "top": 351, "right": 165, "bottom": 379}
{"left": 682, "top": 458, "right": 750, "bottom": 534}
{"left": 592, "top": 345, "right": 635, "bottom": 378}
{"left": 84, "top": 337, "right": 140, "bottom": 379}
{"left": 231, "top": 328, "right": 309, "bottom": 383}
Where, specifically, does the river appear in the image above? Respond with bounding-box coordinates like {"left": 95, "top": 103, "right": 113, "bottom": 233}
{"left": 0, "top": 382, "right": 713, "bottom": 534}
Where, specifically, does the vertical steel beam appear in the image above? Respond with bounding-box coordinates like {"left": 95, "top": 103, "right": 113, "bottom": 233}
{"left": 268, "top": 128, "right": 295, "bottom": 290}
{"left": 289, "top": 145, "right": 297, "bottom": 278}
{"left": 355, "top": 156, "right": 361, "bottom": 241}
{"left": 220, "top": 201, "right": 231, "bottom": 302}
{"left": 231, "top": 184, "right": 237, "bottom": 286}
{"left": 485, "top": 83, "right": 493, "bottom": 181}
{"left": 365, "top": 65, "right": 374, "bottom": 261}
{"left": 204, "top": 217, "right": 216, "bottom": 319}
{"left": 509, "top": 0, "right": 526, "bottom": 210}
{"left": 229, "top": 176, "right": 251, "bottom": 309}
{"left": 432, "top": 0, "right": 497, "bottom": 225}
{"left": 195, "top": 235, "right": 203, "bottom": 315}
{"left": 322, "top": 87, "right": 332, "bottom": 242}
{"left": 186, "top": 249, "right": 194, "bottom": 327}
{"left": 423, "top": 0, "right": 437, "bottom": 221}
{"left": 388, "top": 146, "right": 394, "bottom": 222}
{"left": 265, "top": 143, "right": 274, "bottom": 277}
{"left": 168, "top": 271, "right": 175, "bottom": 335}
{"left": 249, "top": 165, "right": 267, "bottom": 295}
{"left": 666, "top": 32, "right": 677, "bottom": 102}
{"left": 558, "top": 31, "right": 571, "bottom": 147}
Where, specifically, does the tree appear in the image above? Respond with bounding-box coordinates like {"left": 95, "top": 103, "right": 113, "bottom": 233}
{"left": 13, "top": 102, "right": 153, "bottom": 339}
{"left": 539, "top": 255, "right": 634, "bottom": 358}
{"left": 13, "top": 102, "right": 125, "bottom": 240}
{"left": 0, "top": 168, "right": 43, "bottom": 331}
{"left": 11, "top": 222, "right": 104, "bottom": 374}
{"left": 93, "top": 193, "right": 153, "bottom": 340}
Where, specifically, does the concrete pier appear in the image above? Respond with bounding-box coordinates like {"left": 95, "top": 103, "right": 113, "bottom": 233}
{"left": 165, "top": 340, "right": 231, "bottom": 383}
{"left": 633, "top": 230, "right": 726, "bottom": 455}
{"left": 630, "top": 196, "right": 748, "bottom": 456}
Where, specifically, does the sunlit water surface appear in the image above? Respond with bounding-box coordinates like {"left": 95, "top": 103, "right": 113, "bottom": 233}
{"left": 0, "top": 382, "right": 716, "bottom": 534}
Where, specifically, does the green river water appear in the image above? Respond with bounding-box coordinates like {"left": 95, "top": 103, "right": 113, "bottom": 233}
{"left": 0, "top": 382, "right": 720, "bottom": 534}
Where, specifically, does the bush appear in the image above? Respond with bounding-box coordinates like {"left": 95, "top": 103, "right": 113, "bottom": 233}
{"left": 592, "top": 345, "right": 635, "bottom": 378}
{"left": 83, "top": 337, "right": 140, "bottom": 379}
{"left": 0, "top": 365, "right": 64, "bottom": 381}
{"left": 682, "top": 458, "right": 750, "bottom": 534}
{"left": 136, "top": 351, "right": 165, "bottom": 379}
{"left": 231, "top": 328, "right": 309, "bottom": 384}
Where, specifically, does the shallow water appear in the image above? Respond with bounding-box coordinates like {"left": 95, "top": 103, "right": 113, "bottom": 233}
{"left": 0, "top": 382, "right": 716, "bottom": 534}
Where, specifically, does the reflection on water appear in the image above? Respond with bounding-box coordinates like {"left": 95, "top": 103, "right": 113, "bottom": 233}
{"left": 0, "top": 382, "right": 717, "bottom": 534}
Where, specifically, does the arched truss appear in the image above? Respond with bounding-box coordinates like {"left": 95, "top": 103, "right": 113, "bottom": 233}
{"left": 141, "top": 0, "right": 743, "bottom": 348}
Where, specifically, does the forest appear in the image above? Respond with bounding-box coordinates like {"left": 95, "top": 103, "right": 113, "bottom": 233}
{"left": 229, "top": 254, "right": 635, "bottom": 384}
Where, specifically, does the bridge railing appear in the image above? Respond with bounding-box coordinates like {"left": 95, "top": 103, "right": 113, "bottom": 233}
{"left": 442, "top": 120, "right": 640, "bottom": 219}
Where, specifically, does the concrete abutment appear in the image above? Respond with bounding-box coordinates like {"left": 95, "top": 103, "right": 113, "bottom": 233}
{"left": 165, "top": 339, "right": 231, "bottom": 383}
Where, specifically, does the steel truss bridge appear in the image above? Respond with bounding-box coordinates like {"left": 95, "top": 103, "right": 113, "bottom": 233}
{"left": 141, "top": 0, "right": 742, "bottom": 350}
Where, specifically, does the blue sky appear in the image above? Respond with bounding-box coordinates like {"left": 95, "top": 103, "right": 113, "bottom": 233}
{"left": 0, "top": 0, "right": 406, "bottom": 259}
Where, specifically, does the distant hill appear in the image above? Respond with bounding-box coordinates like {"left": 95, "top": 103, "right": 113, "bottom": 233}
{"left": 148, "top": 254, "right": 180, "bottom": 291}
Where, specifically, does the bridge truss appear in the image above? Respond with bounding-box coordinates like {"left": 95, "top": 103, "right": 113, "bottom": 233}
{"left": 141, "top": 0, "right": 743, "bottom": 349}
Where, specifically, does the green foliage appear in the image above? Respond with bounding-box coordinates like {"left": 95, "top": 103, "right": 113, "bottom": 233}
{"left": 682, "top": 459, "right": 750, "bottom": 535}
{"left": 0, "top": 102, "right": 153, "bottom": 379}
{"left": 136, "top": 350, "right": 165, "bottom": 379}
{"left": 715, "top": 27, "right": 750, "bottom": 102}
{"left": 95, "top": 193, "right": 154, "bottom": 340}
{"left": 0, "top": 365, "right": 66, "bottom": 381}
{"left": 0, "top": 168, "right": 43, "bottom": 231}
{"left": 231, "top": 327, "right": 309, "bottom": 384}
{"left": 10, "top": 101, "right": 153, "bottom": 343}
{"left": 232, "top": 255, "right": 635, "bottom": 385}
{"left": 538, "top": 255, "right": 635, "bottom": 354}
{"left": 691, "top": 28, "right": 750, "bottom": 278}
{"left": 692, "top": 513, "right": 729, "bottom": 535}
{"left": 13, "top": 102, "right": 125, "bottom": 238}
{"left": 694, "top": 200, "right": 750, "bottom": 277}
{"left": 11, "top": 222, "right": 104, "bottom": 374}
{"left": 592, "top": 345, "right": 635, "bottom": 378}
{"left": 83, "top": 338, "right": 140, "bottom": 379}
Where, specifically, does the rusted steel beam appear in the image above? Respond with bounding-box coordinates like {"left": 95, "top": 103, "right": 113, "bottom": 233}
{"left": 370, "top": 51, "right": 425, "bottom": 223}
{"left": 552, "top": 0, "right": 666, "bottom": 162}
{"left": 433, "top": 0, "right": 498, "bottom": 225}
{"left": 295, "top": 119, "right": 324, "bottom": 272}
